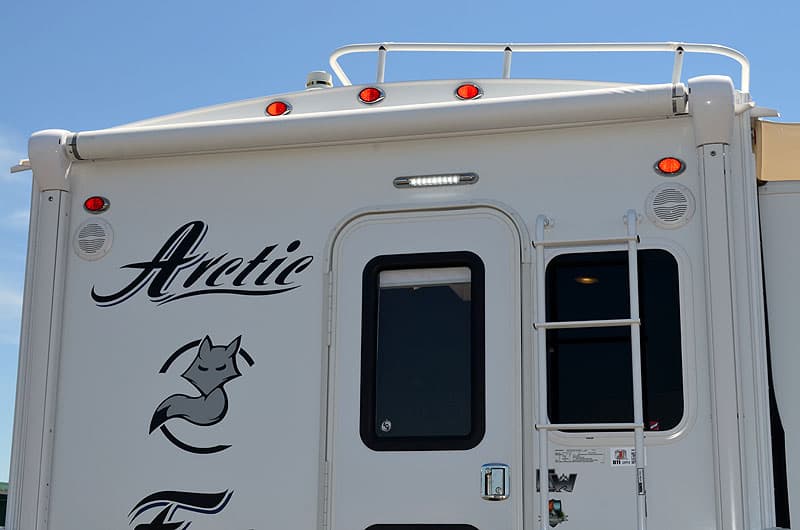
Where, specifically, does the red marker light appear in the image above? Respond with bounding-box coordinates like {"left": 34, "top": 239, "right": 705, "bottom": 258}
{"left": 84, "top": 196, "right": 109, "bottom": 213}
{"left": 358, "top": 87, "right": 384, "bottom": 104}
{"left": 266, "top": 101, "right": 291, "bottom": 116}
{"left": 456, "top": 83, "right": 482, "bottom": 100}
{"left": 655, "top": 157, "right": 685, "bottom": 175}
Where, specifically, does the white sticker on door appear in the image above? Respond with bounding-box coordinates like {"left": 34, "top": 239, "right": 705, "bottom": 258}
{"left": 555, "top": 448, "right": 606, "bottom": 464}
{"left": 610, "top": 447, "right": 645, "bottom": 467}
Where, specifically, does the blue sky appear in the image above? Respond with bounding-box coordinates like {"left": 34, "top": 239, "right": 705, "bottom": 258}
{"left": 1, "top": 0, "right": 799, "bottom": 483}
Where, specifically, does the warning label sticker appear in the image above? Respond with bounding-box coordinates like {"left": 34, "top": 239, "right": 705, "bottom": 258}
{"left": 554, "top": 448, "right": 606, "bottom": 464}
{"left": 610, "top": 447, "right": 642, "bottom": 467}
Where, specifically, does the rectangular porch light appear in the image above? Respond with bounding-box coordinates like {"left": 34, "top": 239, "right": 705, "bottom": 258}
{"left": 393, "top": 172, "right": 479, "bottom": 188}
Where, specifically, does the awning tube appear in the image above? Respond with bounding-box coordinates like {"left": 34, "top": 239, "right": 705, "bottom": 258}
{"left": 68, "top": 83, "right": 680, "bottom": 162}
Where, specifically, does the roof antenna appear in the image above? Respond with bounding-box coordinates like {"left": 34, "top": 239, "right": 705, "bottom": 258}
{"left": 306, "top": 70, "right": 333, "bottom": 89}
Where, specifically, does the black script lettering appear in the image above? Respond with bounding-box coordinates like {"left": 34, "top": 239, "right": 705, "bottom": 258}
{"left": 91, "top": 221, "right": 315, "bottom": 307}
{"left": 275, "top": 256, "right": 315, "bottom": 285}
{"left": 206, "top": 257, "right": 244, "bottom": 287}
{"left": 91, "top": 221, "right": 207, "bottom": 305}
{"left": 232, "top": 245, "right": 277, "bottom": 286}
{"left": 182, "top": 253, "right": 225, "bottom": 288}
{"left": 254, "top": 258, "right": 286, "bottom": 286}
{"left": 255, "top": 241, "right": 302, "bottom": 285}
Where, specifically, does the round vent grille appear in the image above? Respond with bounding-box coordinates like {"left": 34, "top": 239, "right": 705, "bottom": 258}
{"left": 74, "top": 219, "right": 113, "bottom": 261}
{"left": 645, "top": 183, "right": 695, "bottom": 229}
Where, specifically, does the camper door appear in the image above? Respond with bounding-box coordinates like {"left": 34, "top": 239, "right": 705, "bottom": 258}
{"left": 326, "top": 207, "right": 523, "bottom": 530}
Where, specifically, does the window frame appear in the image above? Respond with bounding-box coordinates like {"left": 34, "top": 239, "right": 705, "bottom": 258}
{"left": 360, "top": 251, "right": 486, "bottom": 451}
{"left": 543, "top": 246, "right": 689, "bottom": 441}
{"left": 366, "top": 523, "right": 478, "bottom": 530}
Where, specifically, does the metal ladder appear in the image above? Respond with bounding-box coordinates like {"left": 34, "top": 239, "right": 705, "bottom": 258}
{"left": 533, "top": 210, "right": 646, "bottom": 530}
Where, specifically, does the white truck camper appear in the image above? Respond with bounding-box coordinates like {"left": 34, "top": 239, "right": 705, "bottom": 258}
{"left": 6, "top": 42, "right": 800, "bottom": 530}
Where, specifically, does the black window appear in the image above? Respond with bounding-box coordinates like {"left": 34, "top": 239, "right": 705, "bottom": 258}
{"left": 361, "top": 252, "right": 485, "bottom": 451}
{"left": 367, "top": 524, "right": 478, "bottom": 530}
{"left": 546, "top": 249, "right": 683, "bottom": 431}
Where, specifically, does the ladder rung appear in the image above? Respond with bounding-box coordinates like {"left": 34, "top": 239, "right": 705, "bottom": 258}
{"left": 532, "top": 235, "right": 637, "bottom": 248}
{"left": 534, "top": 318, "right": 640, "bottom": 330}
{"left": 536, "top": 422, "right": 643, "bottom": 431}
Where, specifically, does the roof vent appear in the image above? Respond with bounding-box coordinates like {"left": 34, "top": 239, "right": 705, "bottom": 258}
{"left": 645, "top": 183, "right": 695, "bottom": 229}
{"left": 74, "top": 218, "right": 113, "bottom": 261}
{"left": 306, "top": 70, "right": 333, "bottom": 89}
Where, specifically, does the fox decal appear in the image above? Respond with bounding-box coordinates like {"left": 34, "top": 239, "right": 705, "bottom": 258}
{"left": 150, "top": 336, "right": 253, "bottom": 453}
{"left": 150, "top": 336, "right": 241, "bottom": 432}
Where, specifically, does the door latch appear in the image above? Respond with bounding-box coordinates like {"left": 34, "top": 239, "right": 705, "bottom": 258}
{"left": 480, "top": 463, "right": 510, "bottom": 501}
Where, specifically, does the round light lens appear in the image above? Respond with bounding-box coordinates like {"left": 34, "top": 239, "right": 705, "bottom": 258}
{"left": 456, "top": 83, "right": 482, "bottom": 100}
{"left": 84, "top": 196, "right": 108, "bottom": 213}
{"left": 358, "top": 87, "right": 384, "bottom": 104}
{"left": 266, "top": 101, "right": 290, "bottom": 116}
{"left": 656, "top": 157, "right": 685, "bottom": 175}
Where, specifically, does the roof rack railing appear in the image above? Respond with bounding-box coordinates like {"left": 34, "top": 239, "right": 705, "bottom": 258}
{"left": 329, "top": 42, "right": 750, "bottom": 93}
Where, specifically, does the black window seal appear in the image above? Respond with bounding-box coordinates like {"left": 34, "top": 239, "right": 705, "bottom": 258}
{"left": 544, "top": 248, "right": 685, "bottom": 433}
{"left": 360, "top": 251, "right": 486, "bottom": 451}
{"left": 366, "top": 525, "right": 479, "bottom": 529}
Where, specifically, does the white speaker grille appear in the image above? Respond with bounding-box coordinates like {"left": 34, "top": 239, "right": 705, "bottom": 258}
{"left": 645, "top": 183, "right": 695, "bottom": 229}
{"left": 74, "top": 219, "right": 113, "bottom": 261}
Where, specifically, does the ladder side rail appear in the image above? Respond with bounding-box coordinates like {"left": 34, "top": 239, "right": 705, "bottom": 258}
{"left": 626, "top": 209, "right": 647, "bottom": 530}
{"left": 534, "top": 215, "right": 551, "bottom": 530}
{"left": 329, "top": 42, "right": 750, "bottom": 91}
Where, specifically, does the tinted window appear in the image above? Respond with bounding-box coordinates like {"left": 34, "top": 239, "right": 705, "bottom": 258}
{"left": 545, "top": 250, "right": 683, "bottom": 431}
{"left": 367, "top": 526, "right": 478, "bottom": 529}
{"left": 361, "top": 252, "right": 485, "bottom": 451}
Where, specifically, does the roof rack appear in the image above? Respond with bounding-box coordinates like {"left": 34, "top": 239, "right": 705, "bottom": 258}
{"left": 329, "top": 42, "right": 750, "bottom": 93}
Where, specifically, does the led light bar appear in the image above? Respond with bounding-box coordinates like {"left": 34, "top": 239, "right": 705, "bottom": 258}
{"left": 393, "top": 172, "right": 479, "bottom": 188}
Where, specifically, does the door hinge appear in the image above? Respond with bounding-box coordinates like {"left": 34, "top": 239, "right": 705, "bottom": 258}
{"left": 320, "top": 463, "right": 330, "bottom": 529}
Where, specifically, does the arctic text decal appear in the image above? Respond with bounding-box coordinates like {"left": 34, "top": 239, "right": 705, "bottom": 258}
{"left": 91, "top": 221, "right": 313, "bottom": 306}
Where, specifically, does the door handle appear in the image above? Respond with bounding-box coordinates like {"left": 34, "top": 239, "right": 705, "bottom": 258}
{"left": 480, "top": 463, "right": 510, "bottom": 501}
